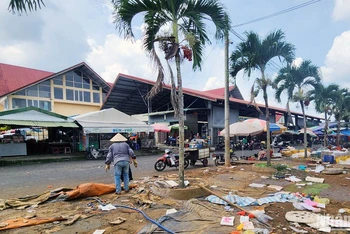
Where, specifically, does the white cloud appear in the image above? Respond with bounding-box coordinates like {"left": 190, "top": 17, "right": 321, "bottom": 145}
{"left": 321, "top": 31, "right": 350, "bottom": 88}
{"left": 0, "top": 44, "right": 28, "bottom": 65}
{"left": 292, "top": 57, "right": 303, "bottom": 68}
{"left": 85, "top": 34, "right": 154, "bottom": 82}
{"left": 332, "top": 0, "right": 350, "bottom": 21}
{"left": 203, "top": 77, "right": 224, "bottom": 90}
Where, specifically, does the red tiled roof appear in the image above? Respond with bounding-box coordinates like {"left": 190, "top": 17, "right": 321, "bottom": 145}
{"left": 0, "top": 63, "right": 53, "bottom": 97}
{"left": 202, "top": 86, "right": 235, "bottom": 96}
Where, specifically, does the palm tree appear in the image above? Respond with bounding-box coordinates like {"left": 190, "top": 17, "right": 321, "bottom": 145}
{"left": 307, "top": 83, "right": 339, "bottom": 147}
{"left": 8, "top": 0, "right": 44, "bottom": 13}
{"left": 332, "top": 88, "right": 350, "bottom": 146}
{"left": 274, "top": 60, "right": 321, "bottom": 158}
{"left": 230, "top": 30, "right": 295, "bottom": 166}
{"left": 113, "top": 0, "right": 229, "bottom": 187}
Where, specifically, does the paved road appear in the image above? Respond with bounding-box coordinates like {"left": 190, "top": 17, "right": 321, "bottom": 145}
{"left": 0, "top": 152, "right": 226, "bottom": 199}
{"left": 0, "top": 146, "right": 310, "bottom": 199}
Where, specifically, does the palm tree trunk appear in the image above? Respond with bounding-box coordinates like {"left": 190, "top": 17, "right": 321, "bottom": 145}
{"left": 224, "top": 21, "right": 231, "bottom": 167}
{"left": 300, "top": 101, "right": 307, "bottom": 158}
{"left": 337, "top": 120, "right": 341, "bottom": 146}
{"left": 323, "top": 111, "right": 328, "bottom": 147}
{"left": 261, "top": 73, "right": 271, "bottom": 166}
{"left": 173, "top": 21, "right": 185, "bottom": 188}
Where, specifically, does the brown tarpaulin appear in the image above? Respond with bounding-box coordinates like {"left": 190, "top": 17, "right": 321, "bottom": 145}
{"left": 0, "top": 217, "right": 67, "bottom": 231}
{"left": 0, "top": 183, "right": 138, "bottom": 210}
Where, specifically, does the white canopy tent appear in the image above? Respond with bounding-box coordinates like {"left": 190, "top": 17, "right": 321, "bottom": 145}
{"left": 73, "top": 108, "right": 153, "bottom": 134}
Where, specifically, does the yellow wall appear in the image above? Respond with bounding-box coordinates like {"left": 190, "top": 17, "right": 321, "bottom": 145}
{"left": 53, "top": 102, "right": 100, "bottom": 116}
{"left": 0, "top": 104, "right": 4, "bottom": 111}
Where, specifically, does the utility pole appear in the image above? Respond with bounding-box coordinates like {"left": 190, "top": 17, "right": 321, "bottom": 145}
{"left": 224, "top": 15, "right": 231, "bottom": 167}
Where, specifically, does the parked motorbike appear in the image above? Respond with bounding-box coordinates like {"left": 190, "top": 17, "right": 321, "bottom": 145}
{"left": 154, "top": 149, "right": 189, "bottom": 171}
{"left": 212, "top": 149, "right": 239, "bottom": 166}
{"left": 85, "top": 145, "right": 108, "bottom": 160}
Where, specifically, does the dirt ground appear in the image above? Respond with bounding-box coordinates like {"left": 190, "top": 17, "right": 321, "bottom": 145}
{"left": 0, "top": 159, "right": 349, "bottom": 234}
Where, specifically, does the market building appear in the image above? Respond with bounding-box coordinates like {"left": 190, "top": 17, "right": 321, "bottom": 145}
{"left": 0, "top": 62, "right": 111, "bottom": 116}
{"left": 102, "top": 73, "right": 322, "bottom": 145}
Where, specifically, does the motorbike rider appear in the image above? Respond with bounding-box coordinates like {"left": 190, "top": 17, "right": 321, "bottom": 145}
{"left": 165, "top": 149, "right": 176, "bottom": 166}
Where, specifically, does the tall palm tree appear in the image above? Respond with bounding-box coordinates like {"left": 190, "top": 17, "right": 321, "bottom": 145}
{"left": 332, "top": 88, "right": 350, "bottom": 146}
{"left": 230, "top": 30, "right": 295, "bottom": 166}
{"left": 274, "top": 60, "right": 321, "bottom": 158}
{"left": 8, "top": 0, "right": 44, "bottom": 13}
{"left": 307, "top": 83, "right": 339, "bottom": 147}
{"left": 113, "top": 0, "right": 229, "bottom": 187}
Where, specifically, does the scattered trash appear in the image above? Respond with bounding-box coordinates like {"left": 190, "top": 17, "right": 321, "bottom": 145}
{"left": 305, "top": 176, "right": 324, "bottom": 183}
{"left": 137, "top": 187, "right": 145, "bottom": 193}
{"left": 285, "top": 176, "right": 302, "bottom": 182}
{"left": 165, "top": 180, "right": 179, "bottom": 187}
{"left": 339, "top": 208, "right": 350, "bottom": 214}
{"left": 249, "top": 183, "right": 266, "bottom": 188}
{"left": 64, "top": 214, "right": 81, "bottom": 226}
{"left": 109, "top": 217, "right": 126, "bottom": 225}
{"left": 184, "top": 181, "right": 190, "bottom": 187}
{"left": 0, "top": 223, "right": 8, "bottom": 228}
{"left": 242, "top": 221, "right": 254, "bottom": 230}
{"left": 98, "top": 204, "right": 116, "bottom": 211}
{"left": 285, "top": 211, "right": 318, "bottom": 224}
{"left": 260, "top": 176, "right": 269, "bottom": 179}
{"left": 314, "top": 165, "right": 325, "bottom": 173}
{"left": 165, "top": 208, "right": 177, "bottom": 215}
{"left": 295, "top": 183, "right": 306, "bottom": 187}
{"left": 224, "top": 206, "right": 234, "bottom": 212}
{"left": 92, "top": 230, "right": 105, "bottom": 234}
{"left": 267, "top": 185, "right": 283, "bottom": 191}
{"left": 313, "top": 196, "right": 330, "bottom": 205}
{"left": 239, "top": 216, "right": 249, "bottom": 223}
{"left": 220, "top": 216, "right": 234, "bottom": 226}
{"left": 240, "top": 168, "right": 244, "bottom": 171}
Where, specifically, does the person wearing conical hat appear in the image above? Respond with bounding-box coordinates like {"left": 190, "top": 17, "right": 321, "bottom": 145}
{"left": 105, "top": 133, "right": 137, "bottom": 195}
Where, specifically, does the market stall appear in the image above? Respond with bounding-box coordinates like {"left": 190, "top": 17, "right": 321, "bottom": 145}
{"left": 0, "top": 107, "right": 79, "bottom": 156}
{"left": 72, "top": 108, "right": 154, "bottom": 150}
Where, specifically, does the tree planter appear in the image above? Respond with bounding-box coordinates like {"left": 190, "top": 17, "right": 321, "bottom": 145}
{"left": 150, "top": 178, "right": 210, "bottom": 200}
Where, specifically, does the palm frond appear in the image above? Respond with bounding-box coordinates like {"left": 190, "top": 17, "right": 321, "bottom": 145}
{"left": 8, "top": 0, "right": 45, "bottom": 14}
{"left": 147, "top": 48, "right": 165, "bottom": 99}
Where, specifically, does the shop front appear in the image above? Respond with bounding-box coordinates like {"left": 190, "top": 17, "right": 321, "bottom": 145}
{"left": 73, "top": 108, "right": 154, "bottom": 151}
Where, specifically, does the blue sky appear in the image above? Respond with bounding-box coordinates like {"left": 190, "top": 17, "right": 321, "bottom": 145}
{"left": 0, "top": 0, "right": 349, "bottom": 118}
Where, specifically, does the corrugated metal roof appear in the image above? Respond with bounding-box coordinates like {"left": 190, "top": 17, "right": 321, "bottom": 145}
{"left": 0, "top": 63, "right": 54, "bottom": 97}
{"left": 0, "top": 119, "right": 78, "bottom": 128}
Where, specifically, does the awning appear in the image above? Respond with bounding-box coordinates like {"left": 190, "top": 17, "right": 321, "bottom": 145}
{"left": 0, "top": 119, "right": 78, "bottom": 128}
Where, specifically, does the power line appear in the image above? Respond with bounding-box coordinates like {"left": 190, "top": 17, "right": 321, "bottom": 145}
{"left": 232, "top": 0, "right": 321, "bottom": 28}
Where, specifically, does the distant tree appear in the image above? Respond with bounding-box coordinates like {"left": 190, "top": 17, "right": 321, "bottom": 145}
{"left": 274, "top": 60, "right": 321, "bottom": 158}
{"left": 307, "top": 83, "right": 339, "bottom": 147}
{"left": 230, "top": 30, "right": 295, "bottom": 166}
{"left": 332, "top": 87, "right": 350, "bottom": 146}
{"left": 8, "top": 0, "right": 45, "bottom": 14}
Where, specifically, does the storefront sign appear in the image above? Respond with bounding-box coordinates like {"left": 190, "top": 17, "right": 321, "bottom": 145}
{"left": 84, "top": 127, "right": 153, "bottom": 134}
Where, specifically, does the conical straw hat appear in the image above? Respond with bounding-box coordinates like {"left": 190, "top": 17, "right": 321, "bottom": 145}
{"left": 110, "top": 133, "right": 127, "bottom": 142}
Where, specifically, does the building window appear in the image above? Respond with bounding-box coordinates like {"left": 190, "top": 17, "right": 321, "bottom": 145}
{"left": 74, "top": 71, "right": 83, "bottom": 88}
{"left": 39, "top": 84, "right": 50, "bottom": 98}
{"left": 14, "top": 90, "right": 25, "bottom": 96}
{"left": 83, "top": 74, "right": 90, "bottom": 89}
{"left": 92, "top": 81, "right": 100, "bottom": 91}
{"left": 54, "top": 87, "right": 63, "bottom": 99}
{"left": 66, "top": 89, "right": 74, "bottom": 100}
{"left": 27, "top": 99, "right": 38, "bottom": 108}
{"left": 39, "top": 100, "right": 51, "bottom": 111}
{"left": 26, "top": 85, "right": 38, "bottom": 97}
{"left": 12, "top": 98, "right": 26, "bottom": 108}
{"left": 84, "top": 91, "right": 91, "bottom": 102}
{"left": 93, "top": 92, "right": 100, "bottom": 103}
{"left": 53, "top": 76, "right": 63, "bottom": 85}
